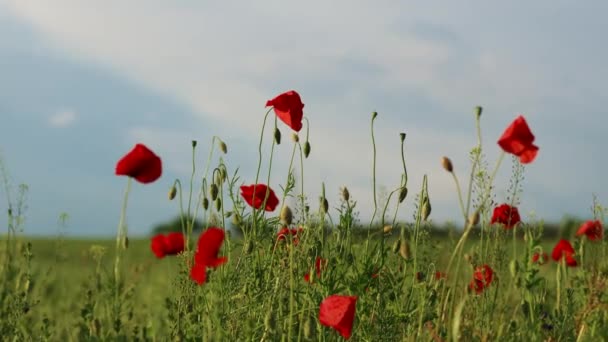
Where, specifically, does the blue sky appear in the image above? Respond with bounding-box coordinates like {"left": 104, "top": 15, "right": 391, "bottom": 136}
{"left": 0, "top": 1, "right": 606, "bottom": 237}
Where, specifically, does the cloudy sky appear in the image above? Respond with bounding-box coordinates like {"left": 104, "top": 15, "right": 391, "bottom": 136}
{"left": 0, "top": 1, "right": 606, "bottom": 237}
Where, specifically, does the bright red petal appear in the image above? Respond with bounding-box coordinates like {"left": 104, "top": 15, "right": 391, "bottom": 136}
{"left": 576, "top": 220, "right": 603, "bottom": 241}
{"left": 190, "top": 262, "right": 207, "bottom": 285}
{"left": 115, "top": 144, "right": 162, "bottom": 184}
{"left": 195, "top": 227, "right": 227, "bottom": 268}
{"left": 266, "top": 90, "right": 304, "bottom": 132}
{"left": 240, "top": 184, "right": 279, "bottom": 212}
{"left": 150, "top": 234, "right": 167, "bottom": 258}
{"left": 497, "top": 116, "right": 538, "bottom": 164}
{"left": 319, "top": 295, "right": 357, "bottom": 340}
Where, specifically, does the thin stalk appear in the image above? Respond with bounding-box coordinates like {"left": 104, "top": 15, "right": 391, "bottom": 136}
{"left": 113, "top": 177, "right": 132, "bottom": 295}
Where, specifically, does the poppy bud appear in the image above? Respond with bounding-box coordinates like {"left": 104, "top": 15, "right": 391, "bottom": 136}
{"left": 391, "top": 239, "right": 401, "bottom": 254}
{"left": 202, "top": 197, "right": 209, "bottom": 210}
{"left": 372, "top": 111, "right": 378, "bottom": 120}
{"left": 421, "top": 197, "right": 431, "bottom": 221}
{"left": 243, "top": 240, "right": 254, "bottom": 254}
{"left": 218, "top": 140, "right": 228, "bottom": 154}
{"left": 231, "top": 213, "right": 241, "bottom": 226}
{"left": 122, "top": 236, "right": 129, "bottom": 249}
{"left": 168, "top": 185, "right": 177, "bottom": 200}
{"left": 280, "top": 205, "right": 293, "bottom": 226}
{"left": 399, "top": 238, "right": 411, "bottom": 260}
{"left": 400, "top": 132, "right": 406, "bottom": 142}
{"left": 215, "top": 198, "right": 222, "bottom": 211}
{"left": 210, "top": 184, "right": 219, "bottom": 201}
{"left": 468, "top": 210, "right": 480, "bottom": 227}
{"left": 342, "top": 187, "right": 350, "bottom": 202}
{"left": 441, "top": 157, "right": 453, "bottom": 173}
{"left": 303, "top": 141, "right": 311, "bottom": 158}
{"left": 383, "top": 225, "right": 393, "bottom": 234}
{"left": 475, "top": 106, "right": 483, "bottom": 119}
{"left": 398, "top": 187, "right": 408, "bottom": 203}
{"left": 192, "top": 140, "right": 197, "bottom": 148}
{"left": 320, "top": 197, "right": 329, "bottom": 214}
{"left": 291, "top": 133, "right": 299, "bottom": 143}
{"left": 274, "top": 127, "right": 281, "bottom": 145}
{"left": 305, "top": 205, "right": 310, "bottom": 214}
{"left": 464, "top": 253, "right": 473, "bottom": 265}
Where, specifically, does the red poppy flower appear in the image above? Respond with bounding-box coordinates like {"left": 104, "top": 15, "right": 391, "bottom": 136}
{"left": 551, "top": 239, "right": 577, "bottom": 267}
{"left": 497, "top": 115, "right": 539, "bottom": 164}
{"left": 532, "top": 252, "right": 549, "bottom": 265}
{"left": 435, "top": 271, "right": 447, "bottom": 280}
{"left": 115, "top": 143, "right": 162, "bottom": 184}
{"left": 150, "top": 232, "right": 185, "bottom": 258}
{"left": 469, "top": 264, "right": 493, "bottom": 294}
{"left": 304, "top": 257, "right": 327, "bottom": 283}
{"left": 240, "top": 184, "right": 279, "bottom": 212}
{"left": 266, "top": 90, "right": 304, "bottom": 132}
{"left": 576, "top": 220, "right": 603, "bottom": 241}
{"left": 319, "top": 295, "right": 358, "bottom": 340}
{"left": 490, "top": 204, "right": 521, "bottom": 229}
{"left": 190, "top": 227, "right": 227, "bottom": 285}
{"left": 276, "top": 227, "right": 303, "bottom": 245}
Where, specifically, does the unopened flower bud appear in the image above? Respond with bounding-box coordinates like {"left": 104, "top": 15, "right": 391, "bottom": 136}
{"left": 291, "top": 133, "right": 299, "bottom": 143}
{"left": 383, "top": 225, "right": 393, "bottom": 234}
{"left": 231, "top": 213, "right": 242, "bottom": 226}
{"left": 398, "top": 187, "right": 408, "bottom": 203}
{"left": 202, "top": 197, "right": 209, "bottom": 210}
{"left": 303, "top": 141, "right": 311, "bottom": 158}
{"left": 274, "top": 127, "right": 281, "bottom": 145}
{"left": 468, "top": 210, "right": 480, "bottom": 227}
{"left": 320, "top": 197, "right": 329, "bottom": 214}
{"left": 210, "top": 184, "right": 219, "bottom": 201}
{"left": 392, "top": 239, "right": 401, "bottom": 254}
{"left": 464, "top": 253, "right": 473, "bottom": 264}
{"left": 421, "top": 197, "right": 431, "bottom": 221}
{"left": 122, "top": 236, "right": 129, "bottom": 249}
{"left": 342, "top": 187, "right": 350, "bottom": 202}
{"left": 168, "top": 185, "right": 177, "bottom": 200}
{"left": 218, "top": 140, "right": 228, "bottom": 154}
{"left": 215, "top": 198, "right": 222, "bottom": 211}
{"left": 192, "top": 140, "right": 197, "bottom": 148}
{"left": 441, "top": 157, "right": 453, "bottom": 173}
{"left": 399, "top": 238, "right": 411, "bottom": 260}
{"left": 400, "top": 132, "right": 406, "bottom": 142}
{"left": 243, "top": 240, "right": 254, "bottom": 254}
{"left": 280, "top": 205, "right": 293, "bottom": 226}
{"left": 372, "top": 111, "right": 378, "bottom": 120}
{"left": 475, "top": 106, "right": 483, "bottom": 119}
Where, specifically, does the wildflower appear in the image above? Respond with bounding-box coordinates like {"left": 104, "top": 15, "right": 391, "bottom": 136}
{"left": 266, "top": 90, "right": 304, "bottom": 132}
{"left": 319, "top": 295, "right": 357, "bottom": 340}
{"left": 435, "top": 271, "right": 447, "bottom": 280}
{"left": 240, "top": 184, "right": 279, "bottom": 212}
{"left": 115, "top": 143, "right": 162, "bottom": 183}
{"left": 497, "top": 115, "right": 539, "bottom": 164}
{"left": 276, "top": 227, "right": 302, "bottom": 245}
{"left": 150, "top": 232, "right": 185, "bottom": 259}
{"left": 532, "top": 251, "right": 549, "bottom": 265}
{"left": 304, "top": 257, "right": 327, "bottom": 283}
{"left": 469, "top": 264, "right": 494, "bottom": 294}
{"left": 490, "top": 204, "right": 521, "bottom": 229}
{"left": 576, "top": 220, "right": 603, "bottom": 241}
{"left": 190, "top": 227, "right": 227, "bottom": 285}
{"left": 551, "top": 239, "right": 577, "bottom": 267}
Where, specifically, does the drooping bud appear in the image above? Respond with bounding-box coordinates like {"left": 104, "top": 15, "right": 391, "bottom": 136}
{"left": 291, "top": 133, "right": 299, "bottom": 143}
{"left": 303, "top": 141, "right": 311, "bottom": 158}
{"left": 398, "top": 187, "right": 408, "bottom": 203}
{"left": 274, "top": 127, "right": 282, "bottom": 145}
{"left": 441, "top": 157, "right": 453, "bottom": 173}
{"left": 372, "top": 111, "right": 378, "bottom": 120}
{"left": 210, "top": 184, "right": 219, "bottom": 201}
{"left": 215, "top": 198, "right": 222, "bottom": 211}
{"left": 202, "top": 197, "right": 210, "bottom": 210}
{"left": 192, "top": 140, "right": 197, "bottom": 148}
{"left": 341, "top": 187, "right": 350, "bottom": 202}
{"left": 168, "top": 185, "right": 177, "bottom": 200}
{"left": 400, "top": 132, "right": 406, "bottom": 142}
{"left": 421, "top": 197, "right": 431, "bottom": 221}
{"left": 280, "top": 205, "right": 293, "bottom": 226}
{"left": 475, "top": 106, "right": 483, "bottom": 119}
{"left": 218, "top": 140, "right": 228, "bottom": 154}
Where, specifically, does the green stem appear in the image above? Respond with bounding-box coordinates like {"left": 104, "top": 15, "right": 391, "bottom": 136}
{"left": 252, "top": 109, "right": 274, "bottom": 234}
{"left": 113, "top": 177, "right": 132, "bottom": 295}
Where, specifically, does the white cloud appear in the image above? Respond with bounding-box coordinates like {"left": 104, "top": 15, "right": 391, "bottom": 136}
{"left": 49, "top": 109, "right": 76, "bottom": 127}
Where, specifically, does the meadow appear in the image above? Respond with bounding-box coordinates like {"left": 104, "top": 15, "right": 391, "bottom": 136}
{"left": 1, "top": 91, "right": 607, "bottom": 341}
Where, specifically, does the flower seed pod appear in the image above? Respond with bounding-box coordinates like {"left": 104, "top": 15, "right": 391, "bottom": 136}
{"left": 441, "top": 157, "right": 453, "bottom": 173}
{"left": 210, "top": 183, "right": 219, "bottom": 201}
{"left": 280, "top": 205, "right": 293, "bottom": 226}
{"left": 291, "top": 133, "right": 299, "bottom": 143}
{"left": 168, "top": 185, "right": 177, "bottom": 200}
{"left": 303, "top": 141, "right": 311, "bottom": 158}
{"left": 399, "top": 238, "right": 411, "bottom": 260}
{"left": 421, "top": 197, "right": 431, "bottom": 221}
{"left": 218, "top": 140, "right": 228, "bottom": 154}
{"left": 391, "top": 239, "right": 401, "bottom": 254}
{"left": 274, "top": 127, "right": 281, "bottom": 145}
{"left": 215, "top": 198, "right": 222, "bottom": 211}
{"left": 341, "top": 187, "right": 350, "bottom": 202}
{"left": 398, "top": 187, "right": 408, "bottom": 203}
{"left": 202, "top": 197, "right": 210, "bottom": 210}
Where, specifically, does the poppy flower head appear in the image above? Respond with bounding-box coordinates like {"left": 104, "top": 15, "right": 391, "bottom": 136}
{"left": 552, "top": 239, "right": 577, "bottom": 267}
{"left": 240, "top": 184, "right": 279, "bottom": 212}
{"left": 497, "top": 115, "right": 539, "bottom": 164}
{"left": 190, "top": 262, "right": 207, "bottom": 285}
{"left": 194, "top": 227, "right": 228, "bottom": 268}
{"left": 266, "top": 90, "right": 304, "bottom": 132}
{"left": 319, "top": 295, "right": 358, "bottom": 340}
{"left": 576, "top": 220, "right": 603, "bottom": 241}
{"left": 276, "top": 227, "right": 301, "bottom": 245}
{"left": 469, "top": 264, "right": 494, "bottom": 294}
{"left": 150, "top": 232, "right": 185, "bottom": 258}
{"left": 115, "top": 143, "right": 162, "bottom": 184}
{"left": 490, "top": 204, "right": 521, "bottom": 229}
{"left": 532, "top": 252, "right": 549, "bottom": 265}
{"left": 304, "top": 257, "right": 327, "bottom": 283}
